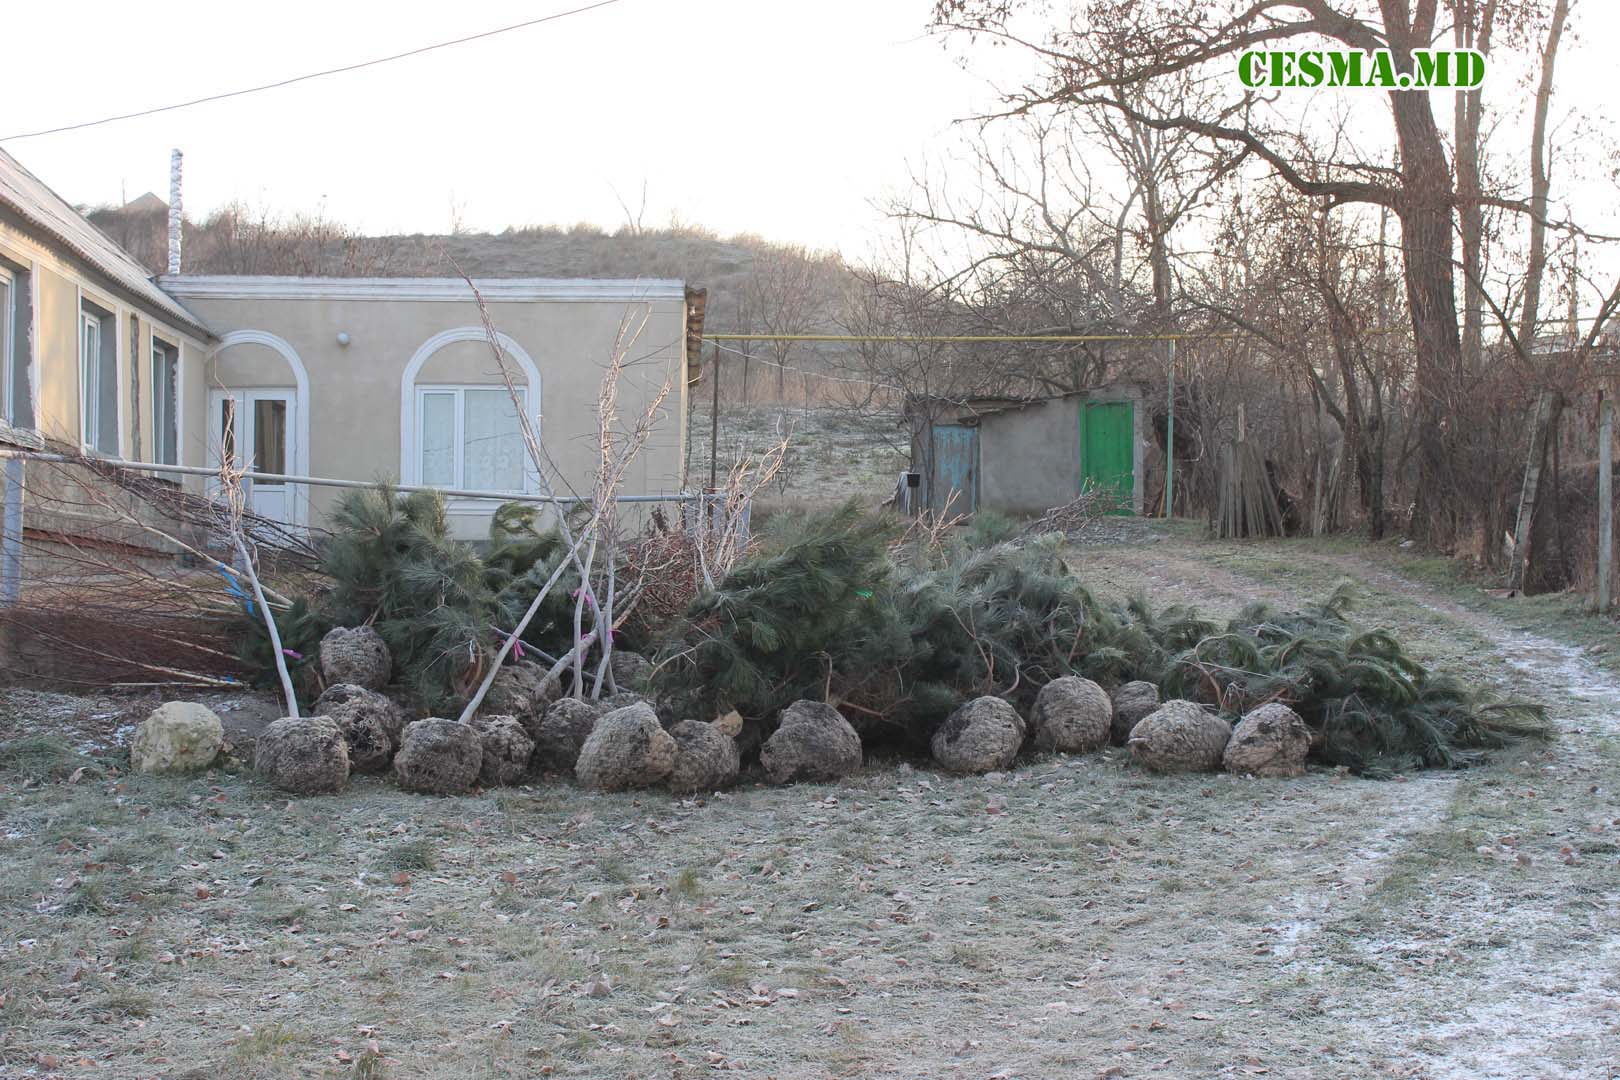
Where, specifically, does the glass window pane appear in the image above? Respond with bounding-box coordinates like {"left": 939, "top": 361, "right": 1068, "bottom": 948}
{"left": 220, "top": 397, "right": 236, "bottom": 469}
{"left": 153, "top": 345, "right": 179, "bottom": 465}
{"left": 0, "top": 279, "right": 10, "bottom": 422}
{"left": 420, "top": 392, "right": 456, "bottom": 486}
{"left": 82, "top": 317, "right": 99, "bottom": 443}
{"left": 97, "top": 327, "right": 118, "bottom": 454}
{"left": 253, "top": 398, "right": 287, "bottom": 480}
{"left": 462, "top": 388, "right": 524, "bottom": 491}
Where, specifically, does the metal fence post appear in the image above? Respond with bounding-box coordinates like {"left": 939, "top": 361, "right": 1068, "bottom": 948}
{"left": 1599, "top": 391, "right": 1613, "bottom": 614}
{"left": 1164, "top": 338, "right": 1176, "bottom": 519}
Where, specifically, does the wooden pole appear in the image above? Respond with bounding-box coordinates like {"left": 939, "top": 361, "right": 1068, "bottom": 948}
{"left": 1164, "top": 339, "right": 1176, "bottom": 519}
{"left": 708, "top": 343, "right": 721, "bottom": 491}
{"left": 1510, "top": 390, "right": 1556, "bottom": 589}
{"left": 1311, "top": 397, "right": 1324, "bottom": 537}
{"left": 1599, "top": 391, "right": 1613, "bottom": 614}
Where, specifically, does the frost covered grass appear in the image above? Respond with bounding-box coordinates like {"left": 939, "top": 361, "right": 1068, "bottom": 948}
{"left": 0, "top": 533, "right": 1615, "bottom": 1078}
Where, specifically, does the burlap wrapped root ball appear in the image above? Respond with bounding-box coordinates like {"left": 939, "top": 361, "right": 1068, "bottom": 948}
{"left": 575, "top": 703, "right": 676, "bottom": 792}
{"left": 467, "top": 714, "right": 535, "bottom": 786}
{"left": 480, "top": 661, "right": 561, "bottom": 724}
{"left": 393, "top": 718, "right": 483, "bottom": 795}
{"left": 666, "top": 719, "right": 741, "bottom": 794}
{"left": 1030, "top": 676, "right": 1111, "bottom": 753}
{"left": 529, "top": 697, "right": 603, "bottom": 774}
{"left": 1223, "top": 702, "right": 1312, "bottom": 778}
{"left": 1110, "top": 681, "right": 1160, "bottom": 746}
{"left": 255, "top": 716, "right": 350, "bottom": 795}
{"left": 760, "top": 701, "right": 863, "bottom": 784}
{"left": 312, "top": 683, "right": 405, "bottom": 774}
{"left": 932, "top": 696, "right": 1024, "bottom": 774}
{"left": 608, "top": 649, "right": 654, "bottom": 692}
{"left": 319, "top": 626, "right": 392, "bottom": 690}
{"left": 1127, "top": 700, "right": 1233, "bottom": 773}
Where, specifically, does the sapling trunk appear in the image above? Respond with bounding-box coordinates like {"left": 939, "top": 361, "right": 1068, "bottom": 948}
{"left": 234, "top": 535, "right": 297, "bottom": 716}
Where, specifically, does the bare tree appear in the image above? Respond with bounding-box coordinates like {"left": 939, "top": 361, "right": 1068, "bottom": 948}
{"left": 739, "top": 244, "right": 835, "bottom": 402}
{"left": 930, "top": 0, "right": 1569, "bottom": 546}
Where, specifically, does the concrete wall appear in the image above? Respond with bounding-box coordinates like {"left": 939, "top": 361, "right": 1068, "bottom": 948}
{"left": 975, "top": 386, "right": 1145, "bottom": 516}
{"left": 979, "top": 397, "right": 1083, "bottom": 515}
{"left": 164, "top": 279, "right": 690, "bottom": 540}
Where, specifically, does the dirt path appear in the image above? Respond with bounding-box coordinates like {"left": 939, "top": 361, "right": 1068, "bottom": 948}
{"left": 1090, "top": 536, "right": 1620, "bottom": 1079}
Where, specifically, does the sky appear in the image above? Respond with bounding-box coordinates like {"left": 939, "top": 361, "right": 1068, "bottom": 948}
{"left": 3, "top": 1, "right": 1618, "bottom": 263}
{"left": 1, "top": 0, "right": 1006, "bottom": 258}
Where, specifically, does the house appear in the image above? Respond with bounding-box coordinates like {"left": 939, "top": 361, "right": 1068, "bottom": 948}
{"left": 160, "top": 275, "right": 699, "bottom": 537}
{"left": 0, "top": 150, "right": 215, "bottom": 459}
{"left": 0, "top": 147, "right": 703, "bottom": 547}
{"left": 907, "top": 385, "right": 1146, "bottom": 516}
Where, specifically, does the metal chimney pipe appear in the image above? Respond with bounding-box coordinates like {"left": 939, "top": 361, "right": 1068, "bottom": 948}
{"left": 167, "top": 149, "right": 183, "bottom": 275}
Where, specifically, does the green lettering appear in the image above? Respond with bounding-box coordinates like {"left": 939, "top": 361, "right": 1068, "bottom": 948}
{"left": 1238, "top": 50, "right": 1265, "bottom": 87}
{"left": 1328, "top": 50, "right": 1363, "bottom": 87}
{"left": 1297, "top": 51, "right": 1324, "bottom": 87}
{"left": 1456, "top": 50, "right": 1486, "bottom": 87}
{"left": 1414, "top": 50, "right": 1447, "bottom": 87}
{"left": 1269, "top": 51, "right": 1297, "bottom": 87}
{"left": 1371, "top": 50, "right": 1398, "bottom": 88}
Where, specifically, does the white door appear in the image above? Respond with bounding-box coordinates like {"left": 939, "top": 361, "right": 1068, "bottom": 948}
{"left": 210, "top": 389, "right": 296, "bottom": 523}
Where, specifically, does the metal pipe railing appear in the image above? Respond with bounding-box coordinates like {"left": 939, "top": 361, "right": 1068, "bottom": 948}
{"left": 0, "top": 449, "right": 700, "bottom": 505}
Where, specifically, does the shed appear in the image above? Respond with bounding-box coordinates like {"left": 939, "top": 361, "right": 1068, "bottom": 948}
{"left": 908, "top": 385, "right": 1146, "bottom": 516}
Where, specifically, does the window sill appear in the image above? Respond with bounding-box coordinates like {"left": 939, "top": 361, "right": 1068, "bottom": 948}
{"left": 0, "top": 420, "right": 42, "bottom": 450}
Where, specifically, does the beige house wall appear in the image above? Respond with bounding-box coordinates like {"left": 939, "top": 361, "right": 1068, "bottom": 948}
{"left": 163, "top": 279, "right": 690, "bottom": 540}
{"left": 1, "top": 215, "right": 210, "bottom": 459}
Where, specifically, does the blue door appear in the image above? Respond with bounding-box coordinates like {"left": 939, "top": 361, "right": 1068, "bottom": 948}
{"left": 929, "top": 424, "right": 978, "bottom": 514}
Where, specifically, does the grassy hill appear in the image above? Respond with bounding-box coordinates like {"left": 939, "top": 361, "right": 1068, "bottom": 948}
{"left": 87, "top": 201, "right": 848, "bottom": 342}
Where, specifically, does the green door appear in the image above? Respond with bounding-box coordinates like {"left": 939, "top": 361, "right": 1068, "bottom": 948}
{"left": 1081, "top": 401, "right": 1134, "bottom": 515}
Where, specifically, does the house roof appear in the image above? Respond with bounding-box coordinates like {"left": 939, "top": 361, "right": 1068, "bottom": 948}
{"left": 0, "top": 147, "right": 209, "bottom": 338}
{"left": 158, "top": 275, "right": 689, "bottom": 302}
{"left": 915, "top": 385, "right": 1145, "bottom": 423}
{"left": 120, "top": 192, "right": 168, "bottom": 215}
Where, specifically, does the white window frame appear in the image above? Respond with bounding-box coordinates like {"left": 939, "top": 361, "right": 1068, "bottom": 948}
{"left": 414, "top": 384, "right": 532, "bottom": 494}
{"left": 80, "top": 309, "right": 102, "bottom": 451}
{"left": 0, "top": 266, "right": 13, "bottom": 425}
{"left": 151, "top": 335, "right": 180, "bottom": 465}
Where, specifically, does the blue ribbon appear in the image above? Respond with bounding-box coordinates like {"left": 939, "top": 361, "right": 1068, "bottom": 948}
{"left": 219, "top": 566, "right": 256, "bottom": 618}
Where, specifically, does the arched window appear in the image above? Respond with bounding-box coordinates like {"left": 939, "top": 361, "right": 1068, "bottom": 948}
{"left": 400, "top": 328, "right": 540, "bottom": 495}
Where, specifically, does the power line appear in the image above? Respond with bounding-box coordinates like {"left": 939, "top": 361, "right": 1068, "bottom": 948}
{"left": 0, "top": 0, "right": 625, "bottom": 143}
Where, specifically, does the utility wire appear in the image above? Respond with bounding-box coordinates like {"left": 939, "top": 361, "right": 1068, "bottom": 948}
{"left": 0, "top": 0, "right": 625, "bottom": 142}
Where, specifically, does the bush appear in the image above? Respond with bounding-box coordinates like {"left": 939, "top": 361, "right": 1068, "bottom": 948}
{"left": 1158, "top": 587, "right": 1549, "bottom": 775}
{"left": 238, "top": 487, "right": 589, "bottom": 712}
{"left": 652, "top": 503, "right": 1550, "bottom": 774}
{"left": 657, "top": 500, "right": 912, "bottom": 735}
